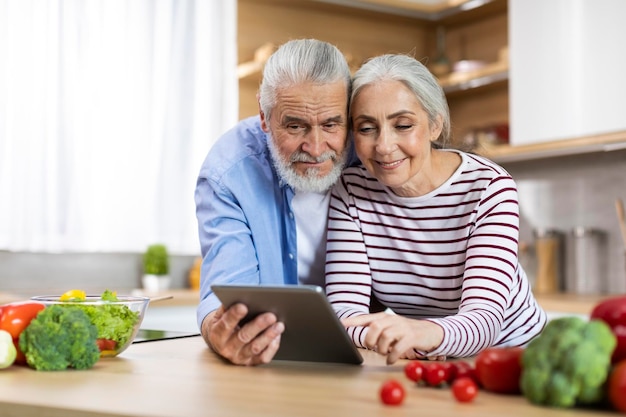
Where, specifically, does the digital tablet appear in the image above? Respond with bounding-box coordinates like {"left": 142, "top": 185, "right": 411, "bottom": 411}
{"left": 133, "top": 329, "right": 201, "bottom": 344}
{"left": 211, "top": 284, "right": 363, "bottom": 365}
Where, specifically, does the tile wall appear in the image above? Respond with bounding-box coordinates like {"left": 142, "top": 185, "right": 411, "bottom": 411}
{"left": 506, "top": 148, "right": 626, "bottom": 294}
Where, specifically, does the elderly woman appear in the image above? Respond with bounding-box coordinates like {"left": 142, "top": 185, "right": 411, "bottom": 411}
{"left": 325, "top": 54, "right": 546, "bottom": 364}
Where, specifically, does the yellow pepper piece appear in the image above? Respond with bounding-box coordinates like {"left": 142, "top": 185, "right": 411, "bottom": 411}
{"left": 59, "top": 289, "right": 86, "bottom": 301}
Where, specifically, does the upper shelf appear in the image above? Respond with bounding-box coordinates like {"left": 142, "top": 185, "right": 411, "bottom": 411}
{"left": 478, "top": 129, "right": 626, "bottom": 164}
{"left": 308, "top": 0, "right": 506, "bottom": 22}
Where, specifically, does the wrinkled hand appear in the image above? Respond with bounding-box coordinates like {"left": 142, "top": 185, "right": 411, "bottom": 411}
{"left": 341, "top": 312, "right": 444, "bottom": 365}
{"left": 201, "top": 303, "right": 284, "bottom": 366}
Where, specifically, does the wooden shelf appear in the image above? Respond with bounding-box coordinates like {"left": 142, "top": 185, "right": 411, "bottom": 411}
{"left": 237, "top": 42, "right": 276, "bottom": 80}
{"left": 309, "top": 0, "right": 506, "bottom": 22}
{"left": 439, "top": 60, "right": 508, "bottom": 94}
{"left": 478, "top": 129, "right": 626, "bottom": 164}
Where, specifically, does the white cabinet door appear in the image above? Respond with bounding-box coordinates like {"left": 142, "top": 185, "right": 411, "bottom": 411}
{"left": 509, "top": 0, "right": 626, "bottom": 145}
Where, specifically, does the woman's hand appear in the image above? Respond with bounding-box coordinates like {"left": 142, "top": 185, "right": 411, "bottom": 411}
{"left": 342, "top": 312, "right": 444, "bottom": 364}
{"left": 201, "top": 303, "right": 285, "bottom": 366}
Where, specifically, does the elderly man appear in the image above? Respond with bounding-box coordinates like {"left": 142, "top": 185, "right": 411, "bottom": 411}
{"left": 194, "top": 39, "right": 352, "bottom": 365}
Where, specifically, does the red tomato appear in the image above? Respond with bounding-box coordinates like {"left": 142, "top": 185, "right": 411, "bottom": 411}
{"left": 452, "top": 376, "right": 479, "bottom": 403}
{"left": 404, "top": 361, "right": 424, "bottom": 383}
{"left": 475, "top": 347, "right": 523, "bottom": 394}
{"left": 590, "top": 296, "right": 626, "bottom": 363}
{"left": 0, "top": 301, "right": 45, "bottom": 365}
{"left": 441, "top": 361, "right": 458, "bottom": 384}
{"left": 96, "top": 338, "right": 117, "bottom": 352}
{"left": 609, "top": 360, "right": 626, "bottom": 413}
{"left": 454, "top": 360, "right": 479, "bottom": 385}
{"left": 423, "top": 362, "right": 447, "bottom": 386}
{"left": 379, "top": 379, "right": 405, "bottom": 406}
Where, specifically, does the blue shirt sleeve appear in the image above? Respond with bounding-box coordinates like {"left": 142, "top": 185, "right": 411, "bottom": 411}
{"left": 194, "top": 117, "right": 298, "bottom": 329}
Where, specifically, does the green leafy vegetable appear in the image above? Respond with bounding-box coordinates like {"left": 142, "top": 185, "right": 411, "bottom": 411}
{"left": 19, "top": 304, "right": 100, "bottom": 371}
{"left": 75, "top": 290, "right": 140, "bottom": 350}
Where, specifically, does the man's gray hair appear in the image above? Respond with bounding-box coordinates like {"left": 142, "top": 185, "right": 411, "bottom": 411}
{"left": 351, "top": 54, "right": 451, "bottom": 147}
{"left": 258, "top": 39, "right": 351, "bottom": 121}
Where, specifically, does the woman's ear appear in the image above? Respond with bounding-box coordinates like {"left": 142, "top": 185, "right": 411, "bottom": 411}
{"left": 431, "top": 114, "right": 443, "bottom": 141}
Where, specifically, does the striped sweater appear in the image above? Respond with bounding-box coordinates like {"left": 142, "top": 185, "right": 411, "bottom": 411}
{"left": 325, "top": 150, "right": 547, "bottom": 358}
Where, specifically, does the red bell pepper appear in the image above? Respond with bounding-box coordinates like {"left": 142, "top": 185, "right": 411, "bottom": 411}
{"left": 590, "top": 295, "right": 626, "bottom": 364}
{"left": 0, "top": 301, "right": 46, "bottom": 365}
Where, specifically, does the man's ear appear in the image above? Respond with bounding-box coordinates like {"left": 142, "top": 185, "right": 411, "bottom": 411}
{"left": 258, "top": 94, "right": 269, "bottom": 132}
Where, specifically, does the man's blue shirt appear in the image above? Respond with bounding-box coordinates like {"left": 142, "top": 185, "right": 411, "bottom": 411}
{"left": 194, "top": 116, "right": 300, "bottom": 327}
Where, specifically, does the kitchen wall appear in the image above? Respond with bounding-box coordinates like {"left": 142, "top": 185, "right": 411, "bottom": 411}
{"left": 1, "top": 150, "right": 624, "bottom": 297}
{"left": 0, "top": 251, "right": 198, "bottom": 294}
{"left": 507, "top": 149, "right": 626, "bottom": 295}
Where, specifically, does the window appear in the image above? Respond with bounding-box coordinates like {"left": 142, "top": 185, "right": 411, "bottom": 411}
{"left": 0, "top": 0, "right": 238, "bottom": 254}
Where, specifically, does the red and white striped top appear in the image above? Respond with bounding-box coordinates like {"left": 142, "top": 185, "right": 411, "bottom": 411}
{"left": 325, "top": 150, "right": 547, "bottom": 358}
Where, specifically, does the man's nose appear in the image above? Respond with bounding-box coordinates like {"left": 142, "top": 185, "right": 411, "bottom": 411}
{"left": 301, "top": 127, "right": 325, "bottom": 157}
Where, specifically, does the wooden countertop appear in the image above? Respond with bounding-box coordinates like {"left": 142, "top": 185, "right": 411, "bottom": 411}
{"left": 1, "top": 288, "right": 617, "bottom": 313}
{"left": 0, "top": 336, "right": 616, "bottom": 417}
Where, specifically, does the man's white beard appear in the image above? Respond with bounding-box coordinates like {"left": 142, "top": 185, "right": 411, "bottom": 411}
{"left": 267, "top": 133, "right": 347, "bottom": 193}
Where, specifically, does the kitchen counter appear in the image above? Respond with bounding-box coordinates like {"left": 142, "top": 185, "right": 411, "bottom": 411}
{"left": 1, "top": 288, "right": 615, "bottom": 312}
{"left": 0, "top": 336, "right": 616, "bottom": 417}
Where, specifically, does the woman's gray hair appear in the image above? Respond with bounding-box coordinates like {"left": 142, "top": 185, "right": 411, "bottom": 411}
{"left": 258, "top": 39, "right": 351, "bottom": 121}
{"left": 351, "top": 54, "right": 451, "bottom": 147}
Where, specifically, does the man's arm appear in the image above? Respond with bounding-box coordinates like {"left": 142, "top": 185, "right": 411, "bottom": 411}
{"left": 195, "top": 162, "right": 287, "bottom": 365}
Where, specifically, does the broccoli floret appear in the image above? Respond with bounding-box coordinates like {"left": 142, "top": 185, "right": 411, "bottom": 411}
{"left": 19, "top": 304, "right": 100, "bottom": 371}
{"left": 520, "top": 316, "right": 616, "bottom": 408}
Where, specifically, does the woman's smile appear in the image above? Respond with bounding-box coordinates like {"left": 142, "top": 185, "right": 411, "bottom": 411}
{"left": 376, "top": 158, "right": 406, "bottom": 169}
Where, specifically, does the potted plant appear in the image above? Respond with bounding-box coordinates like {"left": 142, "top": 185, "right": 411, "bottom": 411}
{"left": 142, "top": 244, "right": 171, "bottom": 292}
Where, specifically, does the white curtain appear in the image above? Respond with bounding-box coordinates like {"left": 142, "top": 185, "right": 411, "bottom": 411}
{"left": 0, "top": 0, "right": 238, "bottom": 254}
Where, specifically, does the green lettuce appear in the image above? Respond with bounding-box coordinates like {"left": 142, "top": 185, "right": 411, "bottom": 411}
{"left": 76, "top": 290, "right": 140, "bottom": 349}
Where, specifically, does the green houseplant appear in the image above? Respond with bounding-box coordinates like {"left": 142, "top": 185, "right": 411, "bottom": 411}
{"left": 142, "top": 244, "right": 171, "bottom": 291}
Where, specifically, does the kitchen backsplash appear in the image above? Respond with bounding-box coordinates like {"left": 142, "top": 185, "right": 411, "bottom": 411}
{"left": 0, "top": 251, "right": 198, "bottom": 293}
{"left": 507, "top": 148, "right": 626, "bottom": 294}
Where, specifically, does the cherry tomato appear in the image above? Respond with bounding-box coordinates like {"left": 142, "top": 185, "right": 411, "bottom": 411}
{"left": 441, "top": 361, "right": 458, "bottom": 384}
{"left": 423, "top": 362, "right": 447, "bottom": 386}
{"left": 452, "top": 376, "right": 479, "bottom": 403}
{"left": 404, "top": 360, "right": 424, "bottom": 383}
{"left": 454, "top": 360, "right": 479, "bottom": 385}
{"left": 454, "top": 360, "right": 473, "bottom": 376}
{"left": 96, "top": 338, "right": 117, "bottom": 352}
{"left": 380, "top": 379, "right": 405, "bottom": 406}
{"left": 609, "top": 360, "right": 626, "bottom": 412}
{"left": 475, "top": 347, "right": 523, "bottom": 394}
{"left": 0, "top": 301, "right": 46, "bottom": 365}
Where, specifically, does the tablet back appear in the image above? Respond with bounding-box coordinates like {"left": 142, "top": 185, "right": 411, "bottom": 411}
{"left": 211, "top": 284, "right": 363, "bottom": 365}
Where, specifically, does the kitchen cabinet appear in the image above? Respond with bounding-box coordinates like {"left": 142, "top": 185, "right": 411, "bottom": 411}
{"left": 237, "top": 0, "right": 430, "bottom": 118}
{"left": 419, "top": 1, "right": 509, "bottom": 150}
{"left": 509, "top": 0, "right": 626, "bottom": 147}
{"left": 238, "top": 0, "right": 626, "bottom": 165}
